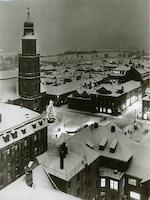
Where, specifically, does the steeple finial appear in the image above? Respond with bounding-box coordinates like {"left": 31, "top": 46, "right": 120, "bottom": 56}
{"left": 27, "top": 6, "right": 30, "bottom": 20}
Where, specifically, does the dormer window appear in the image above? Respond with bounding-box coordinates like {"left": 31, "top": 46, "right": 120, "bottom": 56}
{"left": 21, "top": 128, "right": 26, "bottom": 134}
{"left": 3, "top": 133, "right": 9, "bottom": 143}
{"left": 11, "top": 130, "right": 17, "bottom": 139}
{"left": 32, "top": 123, "right": 36, "bottom": 129}
{"left": 39, "top": 121, "right": 43, "bottom": 126}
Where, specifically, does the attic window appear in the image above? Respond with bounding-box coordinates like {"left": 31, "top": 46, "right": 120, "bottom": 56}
{"left": 110, "top": 139, "right": 118, "bottom": 153}
{"left": 32, "top": 123, "right": 36, "bottom": 129}
{"left": 21, "top": 128, "right": 26, "bottom": 134}
{"left": 11, "top": 130, "right": 17, "bottom": 139}
{"left": 3, "top": 133, "right": 9, "bottom": 143}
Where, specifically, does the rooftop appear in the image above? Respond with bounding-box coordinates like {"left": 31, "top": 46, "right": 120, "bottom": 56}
{"left": 37, "top": 123, "right": 133, "bottom": 181}
{"left": 0, "top": 165, "right": 81, "bottom": 200}
{"left": 0, "top": 103, "right": 47, "bottom": 149}
{"left": 72, "top": 80, "right": 141, "bottom": 98}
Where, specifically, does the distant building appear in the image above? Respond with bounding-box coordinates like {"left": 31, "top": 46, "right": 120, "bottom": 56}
{"left": 68, "top": 80, "right": 142, "bottom": 115}
{"left": 0, "top": 103, "right": 47, "bottom": 189}
{"left": 142, "top": 88, "right": 150, "bottom": 120}
{"left": 37, "top": 122, "right": 150, "bottom": 200}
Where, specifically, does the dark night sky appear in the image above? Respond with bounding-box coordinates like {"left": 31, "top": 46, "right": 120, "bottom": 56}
{"left": 0, "top": 0, "right": 149, "bottom": 55}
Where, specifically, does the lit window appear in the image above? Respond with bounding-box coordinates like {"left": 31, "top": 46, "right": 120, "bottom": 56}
{"left": 128, "top": 178, "right": 137, "bottom": 186}
{"left": 6, "top": 149, "right": 10, "bottom": 156}
{"left": 144, "top": 113, "right": 147, "bottom": 120}
{"left": 34, "top": 135, "right": 37, "bottom": 142}
{"left": 122, "top": 104, "right": 126, "bottom": 110}
{"left": 107, "top": 109, "right": 112, "bottom": 114}
{"left": 14, "top": 145, "right": 18, "bottom": 151}
{"left": 130, "top": 191, "right": 140, "bottom": 200}
{"left": 126, "top": 99, "right": 130, "bottom": 107}
{"left": 24, "top": 140, "right": 28, "bottom": 147}
{"left": 101, "top": 178, "right": 106, "bottom": 187}
{"left": 103, "top": 108, "right": 106, "bottom": 113}
{"left": 100, "top": 107, "right": 102, "bottom": 112}
{"left": 110, "top": 180, "right": 118, "bottom": 191}
{"left": 34, "top": 147, "right": 38, "bottom": 156}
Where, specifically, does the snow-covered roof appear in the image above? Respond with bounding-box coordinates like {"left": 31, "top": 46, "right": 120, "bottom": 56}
{"left": 73, "top": 80, "right": 141, "bottom": 98}
{"left": 38, "top": 123, "right": 133, "bottom": 182}
{"left": 126, "top": 144, "right": 150, "bottom": 181}
{"left": 0, "top": 68, "right": 18, "bottom": 79}
{"left": 44, "top": 80, "right": 83, "bottom": 96}
{"left": 68, "top": 124, "right": 133, "bottom": 162}
{"left": 64, "top": 116, "right": 89, "bottom": 133}
{"left": 0, "top": 103, "right": 47, "bottom": 149}
{"left": 0, "top": 165, "right": 81, "bottom": 200}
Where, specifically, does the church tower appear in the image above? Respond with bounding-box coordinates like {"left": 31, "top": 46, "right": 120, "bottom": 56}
{"left": 18, "top": 7, "right": 41, "bottom": 112}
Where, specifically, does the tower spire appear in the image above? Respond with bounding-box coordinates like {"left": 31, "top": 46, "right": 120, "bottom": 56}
{"left": 27, "top": 6, "right": 30, "bottom": 20}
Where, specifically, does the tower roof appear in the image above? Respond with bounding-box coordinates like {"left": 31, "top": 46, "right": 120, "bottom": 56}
{"left": 24, "top": 6, "right": 34, "bottom": 28}
{"left": 24, "top": 20, "right": 34, "bottom": 28}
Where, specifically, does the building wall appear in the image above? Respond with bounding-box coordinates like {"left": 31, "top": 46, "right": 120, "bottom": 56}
{"left": 68, "top": 86, "right": 142, "bottom": 115}
{"left": 0, "top": 127, "right": 47, "bottom": 190}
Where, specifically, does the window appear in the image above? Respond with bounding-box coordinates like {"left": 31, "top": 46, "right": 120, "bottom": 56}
{"left": 128, "top": 178, "right": 137, "bottom": 186}
{"left": 101, "top": 178, "right": 106, "bottom": 187}
{"left": 130, "top": 191, "right": 140, "bottom": 200}
{"left": 34, "top": 135, "right": 37, "bottom": 142}
{"left": 77, "top": 174, "right": 80, "bottom": 181}
{"left": 107, "top": 109, "right": 112, "bottom": 114}
{"left": 34, "top": 147, "right": 38, "bottom": 156}
{"left": 6, "top": 149, "right": 11, "bottom": 156}
{"left": 14, "top": 145, "right": 18, "bottom": 151}
{"left": 101, "top": 192, "right": 106, "bottom": 200}
{"left": 77, "top": 188, "right": 80, "bottom": 197}
{"left": 110, "top": 180, "right": 118, "bottom": 191}
{"left": 7, "top": 162, "right": 11, "bottom": 169}
{"left": 7, "top": 172, "right": 11, "bottom": 182}
{"left": 24, "top": 140, "right": 28, "bottom": 147}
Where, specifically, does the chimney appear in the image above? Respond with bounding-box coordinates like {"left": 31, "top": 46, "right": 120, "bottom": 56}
{"left": 59, "top": 143, "right": 66, "bottom": 169}
{"left": 111, "top": 125, "right": 115, "bottom": 132}
{"left": 25, "top": 166, "right": 33, "bottom": 187}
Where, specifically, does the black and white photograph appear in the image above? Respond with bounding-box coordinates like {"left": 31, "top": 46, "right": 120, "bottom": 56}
{"left": 0, "top": 0, "right": 149, "bottom": 199}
